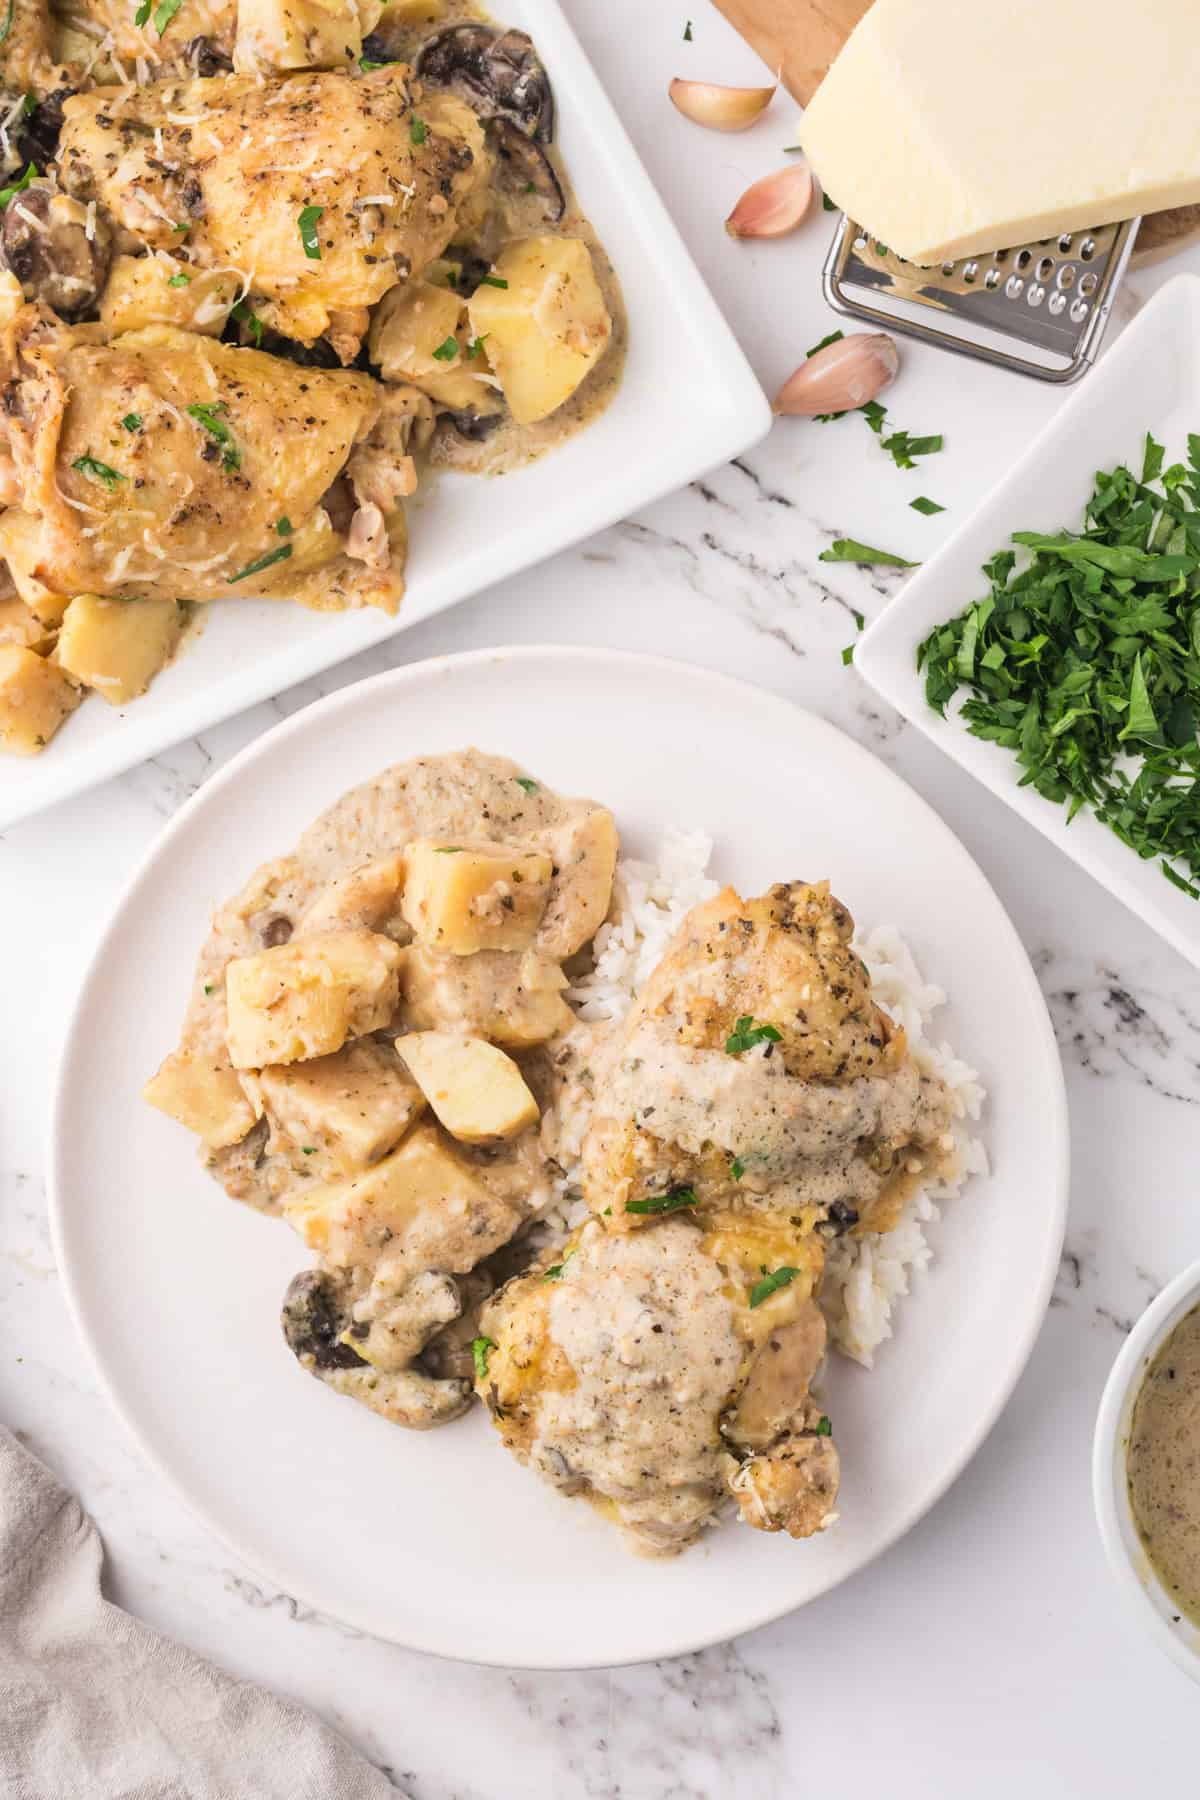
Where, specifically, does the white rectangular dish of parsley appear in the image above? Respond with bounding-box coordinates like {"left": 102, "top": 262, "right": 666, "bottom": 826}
{"left": 855, "top": 276, "right": 1200, "bottom": 970}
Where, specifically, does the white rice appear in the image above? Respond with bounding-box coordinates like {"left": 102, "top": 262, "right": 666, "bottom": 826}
{"left": 553, "top": 830, "right": 988, "bottom": 1369}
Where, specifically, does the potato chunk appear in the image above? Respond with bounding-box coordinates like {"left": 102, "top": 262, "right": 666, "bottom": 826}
{"left": 252, "top": 1040, "right": 425, "bottom": 1176}
{"left": 234, "top": 0, "right": 379, "bottom": 70}
{"left": 0, "top": 646, "right": 80, "bottom": 756}
{"left": 401, "top": 839, "right": 552, "bottom": 955}
{"left": 0, "top": 513, "right": 70, "bottom": 625}
{"left": 144, "top": 1051, "right": 257, "bottom": 1150}
{"left": 402, "top": 945, "right": 573, "bottom": 1047}
{"left": 367, "top": 280, "right": 504, "bottom": 416}
{"left": 284, "top": 1119, "right": 523, "bottom": 1275}
{"left": 300, "top": 852, "right": 408, "bottom": 935}
{"left": 100, "top": 257, "right": 241, "bottom": 338}
{"left": 535, "top": 806, "right": 619, "bottom": 958}
{"left": 397, "top": 1031, "right": 539, "bottom": 1144}
{"left": 57, "top": 596, "right": 183, "bottom": 707}
{"left": 224, "top": 929, "right": 402, "bottom": 1069}
{"left": 467, "top": 236, "right": 612, "bottom": 425}
{"left": 0, "top": 598, "right": 53, "bottom": 652}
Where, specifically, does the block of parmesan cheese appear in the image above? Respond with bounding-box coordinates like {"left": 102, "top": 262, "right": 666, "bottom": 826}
{"left": 799, "top": 0, "right": 1200, "bottom": 263}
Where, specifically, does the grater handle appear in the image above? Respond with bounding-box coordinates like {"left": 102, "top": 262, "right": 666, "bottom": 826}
{"left": 711, "top": 0, "right": 872, "bottom": 104}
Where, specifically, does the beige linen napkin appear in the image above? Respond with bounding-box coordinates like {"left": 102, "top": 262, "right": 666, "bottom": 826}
{"left": 0, "top": 1427, "right": 403, "bottom": 1800}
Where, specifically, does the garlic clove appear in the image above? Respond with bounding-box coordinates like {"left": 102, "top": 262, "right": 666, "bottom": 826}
{"left": 773, "top": 333, "right": 899, "bottom": 416}
{"left": 668, "top": 78, "right": 775, "bottom": 133}
{"left": 726, "top": 162, "right": 814, "bottom": 239}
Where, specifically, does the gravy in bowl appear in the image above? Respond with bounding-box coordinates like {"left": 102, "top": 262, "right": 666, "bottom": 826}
{"left": 1128, "top": 1301, "right": 1200, "bottom": 1625}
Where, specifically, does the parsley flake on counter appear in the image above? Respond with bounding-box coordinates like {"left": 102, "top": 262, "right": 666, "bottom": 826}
{"left": 918, "top": 434, "right": 1200, "bottom": 899}
{"left": 186, "top": 401, "right": 240, "bottom": 471}
{"left": 725, "top": 1016, "right": 782, "bottom": 1055}
{"left": 0, "top": 162, "right": 36, "bottom": 209}
{"left": 472, "top": 1335, "right": 496, "bottom": 1380}
{"left": 749, "top": 1266, "right": 799, "bottom": 1308}
{"left": 297, "top": 203, "right": 324, "bottom": 259}
{"left": 480, "top": 274, "right": 508, "bottom": 289}
{"left": 410, "top": 114, "right": 428, "bottom": 145}
{"left": 683, "top": 18, "right": 693, "bottom": 38}
{"left": 152, "top": 0, "right": 184, "bottom": 34}
{"left": 516, "top": 776, "right": 538, "bottom": 793}
{"left": 627, "top": 1186, "right": 697, "bottom": 1216}
{"left": 72, "top": 454, "right": 124, "bottom": 489}
{"left": 911, "top": 495, "right": 946, "bottom": 515}
{"left": 120, "top": 413, "right": 142, "bottom": 432}
{"left": 168, "top": 271, "right": 191, "bottom": 287}
{"left": 815, "top": 1415, "right": 833, "bottom": 1436}
{"left": 275, "top": 516, "right": 293, "bottom": 536}
{"left": 432, "top": 334, "right": 459, "bottom": 361}
{"left": 822, "top": 192, "right": 837, "bottom": 211}
{"left": 228, "top": 542, "right": 292, "bottom": 584}
{"left": 819, "top": 538, "right": 914, "bottom": 567}
{"left": 841, "top": 644, "right": 855, "bottom": 666}
{"left": 782, "top": 144, "right": 803, "bottom": 153}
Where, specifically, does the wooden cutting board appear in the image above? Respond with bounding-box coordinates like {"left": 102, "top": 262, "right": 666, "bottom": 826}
{"left": 711, "top": 0, "right": 1199, "bottom": 261}
{"left": 711, "top": 0, "right": 871, "bottom": 105}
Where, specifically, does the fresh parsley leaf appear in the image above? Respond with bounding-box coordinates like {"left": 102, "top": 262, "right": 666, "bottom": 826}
{"left": 543, "top": 1251, "right": 575, "bottom": 1282}
{"left": 626, "top": 1186, "right": 697, "bottom": 1216}
{"left": 230, "top": 299, "right": 264, "bottom": 346}
{"left": 466, "top": 334, "right": 488, "bottom": 358}
{"left": 730, "top": 1156, "right": 746, "bottom": 1180}
{"left": 275, "top": 516, "right": 293, "bottom": 536}
{"left": 120, "top": 413, "right": 142, "bottom": 432}
{"left": 434, "top": 845, "right": 463, "bottom": 854}
{"left": 911, "top": 496, "right": 945, "bottom": 515}
{"left": 819, "top": 538, "right": 915, "bottom": 567}
{"left": 297, "top": 203, "right": 324, "bottom": 259}
{"left": 725, "top": 1016, "right": 783, "bottom": 1055}
{"left": 480, "top": 274, "right": 508, "bottom": 289}
{"left": 841, "top": 644, "right": 855, "bottom": 665}
{"left": 815, "top": 1414, "right": 833, "bottom": 1436}
{"left": 683, "top": 18, "right": 693, "bottom": 38}
{"left": 749, "top": 1266, "right": 800, "bottom": 1308}
{"left": 516, "top": 776, "right": 538, "bottom": 793}
{"left": 432, "top": 334, "right": 459, "bottom": 362}
{"left": 471, "top": 1335, "right": 495, "bottom": 1380}
{"left": 133, "top": 0, "right": 151, "bottom": 25}
{"left": 822, "top": 192, "right": 837, "bottom": 211}
{"left": 228, "top": 543, "right": 292, "bottom": 584}
{"left": 0, "top": 162, "right": 37, "bottom": 210}
{"left": 782, "top": 144, "right": 803, "bottom": 153}
{"left": 168, "top": 271, "right": 191, "bottom": 286}
{"left": 359, "top": 55, "right": 391, "bottom": 70}
{"left": 301, "top": 1146, "right": 316, "bottom": 1156}
{"left": 186, "top": 401, "right": 240, "bottom": 471}
{"left": 203, "top": 983, "right": 213, "bottom": 995}
{"left": 72, "top": 454, "right": 124, "bottom": 490}
{"left": 806, "top": 328, "right": 844, "bottom": 359}
{"left": 410, "top": 114, "right": 428, "bottom": 145}
{"left": 152, "top": 0, "right": 184, "bottom": 33}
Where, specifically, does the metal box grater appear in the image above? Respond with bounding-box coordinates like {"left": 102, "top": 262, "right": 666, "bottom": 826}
{"left": 822, "top": 215, "right": 1142, "bottom": 382}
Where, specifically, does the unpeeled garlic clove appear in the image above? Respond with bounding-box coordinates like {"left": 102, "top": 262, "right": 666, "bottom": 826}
{"left": 726, "top": 162, "right": 814, "bottom": 239}
{"left": 668, "top": 78, "right": 775, "bottom": 132}
{"left": 773, "top": 333, "right": 899, "bottom": 416}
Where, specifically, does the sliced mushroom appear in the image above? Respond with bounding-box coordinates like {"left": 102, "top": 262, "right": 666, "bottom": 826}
{"left": 440, "top": 407, "right": 504, "bottom": 443}
{"left": 183, "top": 36, "right": 234, "bottom": 78}
{"left": 0, "top": 182, "right": 113, "bottom": 319}
{"left": 417, "top": 24, "right": 554, "bottom": 142}
{"left": 486, "top": 117, "right": 565, "bottom": 225}
{"left": 8, "top": 88, "right": 71, "bottom": 174}
{"left": 281, "top": 1270, "right": 368, "bottom": 1372}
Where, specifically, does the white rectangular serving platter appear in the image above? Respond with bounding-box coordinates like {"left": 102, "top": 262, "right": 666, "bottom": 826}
{"left": 0, "top": 1, "right": 771, "bottom": 831}
{"left": 857, "top": 274, "right": 1200, "bottom": 971}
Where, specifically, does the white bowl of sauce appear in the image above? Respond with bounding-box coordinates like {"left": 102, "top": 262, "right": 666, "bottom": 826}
{"left": 1094, "top": 1260, "right": 1200, "bottom": 1682}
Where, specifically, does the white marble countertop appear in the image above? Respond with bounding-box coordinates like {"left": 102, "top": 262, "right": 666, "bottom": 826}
{"left": 5, "top": 4, "right": 1200, "bottom": 1794}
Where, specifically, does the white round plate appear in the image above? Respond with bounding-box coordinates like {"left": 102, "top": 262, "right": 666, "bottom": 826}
{"left": 50, "top": 647, "right": 1068, "bottom": 1669}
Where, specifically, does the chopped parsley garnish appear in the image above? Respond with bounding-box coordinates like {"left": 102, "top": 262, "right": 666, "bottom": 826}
{"left": 815, "top": 1414, "right": 833, "bottom": 1436}
{"left": 683, "top": 18, "right": 693, "bottom": 38}
{"left": 516, "top": 776, "right": 538, "bottom": 793}
{"left": 626, "top": 1186, "right": 697, "bottom": 1216}
{"left": 120, "top": 413, "right": 142, "bottom": 432}
{"left": 172, "top": 222, "right": 190, "bottom": 234}
{"left": 730, "top": 1156, "right": 746, "bottom": 1180}
{"left": 410, "top": 114, "right": 428, "bottom": 145}
{"left": 862, "top": 399, "right": 943, "bottom": 468}
{"left": 807, "top": 329, "right": 844, "bottom": 357}
{"left": 228, "top": 542, "right": 292, "bottom": 584}
{"left": 152, "top": 0, "right": 184, "bottom": 34}
{"left": 542, "top": 1251, "right": 575, "bottom": 1282}
{"left": 72, "top": 454, "right": 124, "bottom": 490}
{"left": 911, "top": 495, "right": 946, "bottom": 516}
{"left": 301, "top": 1146, "right": 316, "bottom": 1155}
{"left": 297, "top": 204, "right": 324, "bottom": 259}
{"left": 230, "top": 299, "right": 264, "bottom": 346}
{"left": 275, "top": 516, "right": 293, "bottom": 536}
{"left": 749, "top": 1266, "right": 800, "bottom": 1308}
{"left": 203, "top": 983, "right": 213, "bottom": 995}
{"left": 822, "top": 192, "right": 837, "bottom": 211}
{"left": 432, "top": 334, "right": 459, "bottom": 362}
{"left": 480, "top": 274, "right": 508, "bottom": 289}
{"left": 819, "top": 538, "right": 915, "bottom": 568}
{"left": 471, "top": 1335, "right": 496, "bottom": 1380}
{"left": 133, "top": 0, "right": 151, "bottom": 24}
{"left": 466, "top": 334, "right": 488, "bottom": 358}
{"left": 0, "top": 163, "right": 37, "bottom": 210}
{"left": 841, "top": 644, "right": 855, "bottom": 666}
{"left": 359, "top": 55, "right": 393, "bottom": 71}
{"left": 918, "top": 434, "right": 1200, "bottom": 899}
{"left": 522, "top": 180, "right": 536, "bottom": 194}
{"left": 186, "top": 401, "right": 240, "bottom": 471}
{"left": 782, "top": 144, "right": 803, "bottom": 153}
{"left": 724, "top": 1016, "right": 782, "bottom": 1055}
{"left": 168, "top": 271, "right": 191, "bottom": 287}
